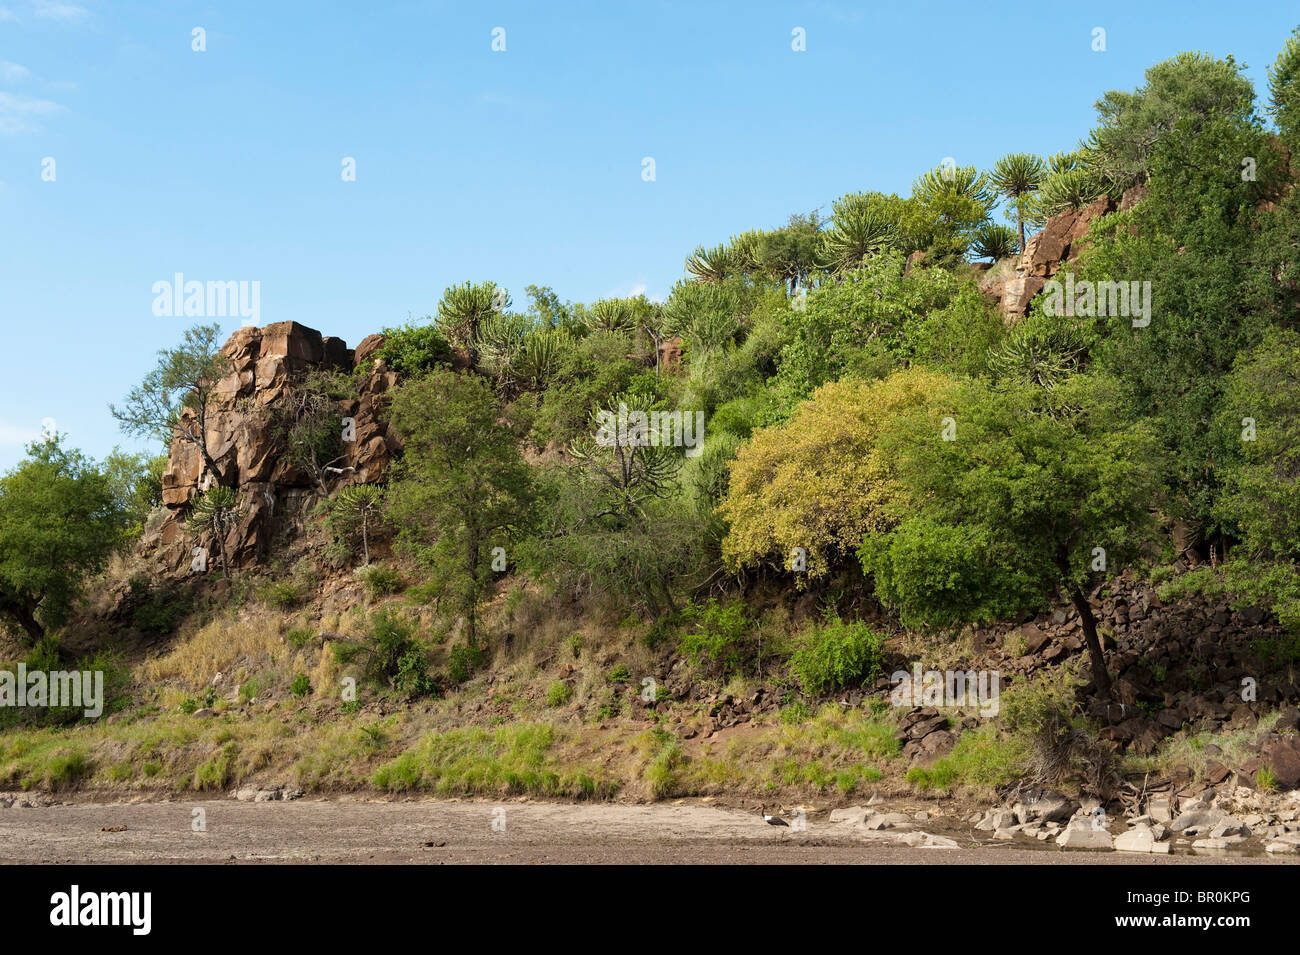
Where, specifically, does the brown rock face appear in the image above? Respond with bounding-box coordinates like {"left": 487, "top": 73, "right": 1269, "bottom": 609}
{"left": 151, "top": 321, "right": 393, "bottom": 574}
{"left": 983, "top": 196, "right": 1117, "bottom": 321}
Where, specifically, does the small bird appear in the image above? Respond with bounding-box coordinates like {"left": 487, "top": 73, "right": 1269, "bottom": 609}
{"left": 759, "top": 803, "right": 788, "bottom": 827}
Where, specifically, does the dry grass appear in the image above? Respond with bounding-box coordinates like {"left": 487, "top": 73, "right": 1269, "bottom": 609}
{"left": 141, "top": 612, "right": 285, "bottom": 689}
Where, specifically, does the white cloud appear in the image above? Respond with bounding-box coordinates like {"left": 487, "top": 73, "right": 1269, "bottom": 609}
{"left": 0, "top": 8, "right": 17, "bottom": 21}
{"left": 0, "top": 90, "right": 62, "bottom": 133}
{"left": 0, "top": 421, "right": 39, "bottom": 447}
{"left": 33, "top": 0, "right": 89, "bottom": 22}
{"left": 0, "top": 61, "right": 31, "bottom": 82}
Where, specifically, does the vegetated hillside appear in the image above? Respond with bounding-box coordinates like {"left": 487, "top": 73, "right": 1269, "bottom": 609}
{"left": 6, "top": 34, "right": 1300, "bottom": 841}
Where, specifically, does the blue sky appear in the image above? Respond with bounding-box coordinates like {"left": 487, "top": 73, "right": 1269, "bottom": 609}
{"left": 1, "top": 0, "right": 1297, "bottom": 470}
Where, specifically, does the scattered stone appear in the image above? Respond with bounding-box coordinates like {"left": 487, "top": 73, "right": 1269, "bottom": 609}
{"left": 975, "top": 808, "right": 1017, "bottom": 831}
{"left": 1170, "top": 808, "right": 1224, "bottom": 834}
{"left": 1013, "top": 789, "right": 1078, "bottom": 826}
{"left": 1056, "top": 822, "right": 1114, "bottom": 850}
{"left": 1114, "top": 824, "right": 1171, "bottom": 854}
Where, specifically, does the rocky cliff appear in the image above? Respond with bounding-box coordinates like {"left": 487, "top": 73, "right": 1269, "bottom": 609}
{"left": 143, "top": 321, "right": 398, "bottom": 574}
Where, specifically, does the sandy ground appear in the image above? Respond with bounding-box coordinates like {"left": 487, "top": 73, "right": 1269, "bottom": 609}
{"left": 1, "top": 798, "right": 1297, "bottom": 864}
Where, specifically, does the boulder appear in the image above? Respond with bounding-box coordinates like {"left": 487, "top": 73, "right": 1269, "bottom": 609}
{"left": 1056, "top": 821, "right": 1113, "bottom": 850}
{"left": 1114, "top": 824, "right": 1171, "bottom": 854}
{"left": 1014, "top": 789, "right": 1079, "bottom": 826}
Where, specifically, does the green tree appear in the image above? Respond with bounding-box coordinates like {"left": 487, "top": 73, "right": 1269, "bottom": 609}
{"left": 334, "top": 484, "right": 384, "bottom": 565}
{"left": 989, "top": 153, "right": 1045, "bottom": 252}
{"left": 386, "top": 369, "right": 533, "bottom": 646}
{"left": 861, "top": 376, "right": 1164, "bottom": 695}
{"left": 1083, "top": 51, "right": 1256, "bottom": 194}
{"left": 818, "top": 192, "right": 903, "bottom": 272}
{"left": 435, "top": 281, "right": 506, "bottom": 364}
{"left": 971, "top": 223, "right": 1019, "bottom": 262}
{"left": 0, "top": 437, "right": 126, "bottom": 644}
{"left": 1268, "top": 26, "right": 1300, "bottom": 150}
{"left": 109, "top": 323, "right": 234, "bottom": 488}
{"left": 185, "top": 486, "right": 240, "bottom": 580}
{"left": 101, "top": 448, "right": 167, "bottom": 537}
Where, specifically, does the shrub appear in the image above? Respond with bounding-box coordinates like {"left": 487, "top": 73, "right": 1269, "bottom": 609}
{"left": 128, "top": 575, "right": 192, "bottom": 636}
{"left": 787, "top": 618, "right": 886, "bottom": 696}
{"left": 447, "top": 644, "right": 486, "bottom": 684}
{"left": 720, "top": 367, "right": 958, "bottom": 577}
{"left": 360, "top": 564, "right": 404, "bottom": 598}
{"left": 606, "top": 663, "right": 632, "bottom": 683}
{"left": 285, "top": 626, "right": 314, "bottom": 650}
{"left": 546, "top": 681, "right": 573, "bottom": 707}
{"left": 290, "top": 674, "right": 311, "bottom": 697}
{"left": 678, "top": 599, "right": 752, "bottom": 679}
{"left": 375, "top": 322, "right": 452, "bottom": 377}
{"left": 260, "top": 579, "right": 303, "bottom": 610}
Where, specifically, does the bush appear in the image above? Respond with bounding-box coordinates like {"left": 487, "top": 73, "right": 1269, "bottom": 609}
{"left": 375, "top": 322, "right": 452, "bottom": 377}
{"left": 260, "top": 579, "right": 303, "bottom": 610}
{"left": 290, "top": 674, "right": 311, "bottom": 697}
{"left": 606, "top": 663, "right": 632, "bottom": 683}
{"left": 128, "top": 576, "right": 193, "bottom": 636}
{"left": 546, "top": 681, "right": 573, "bottom": 707}
{"left": 285, "top": 626, "right": 314, "bottom": 650}
{"left": 678, "top": 599, "right": 752, "bottom": 679}
{"left": 787, "top": 618, "right": 886, "bottom": 696}
{"left": 447, "top": 644, "right": 485, "bottom": 684}
{"left": 360, "top": 564, "right": 404, "bottom": 598}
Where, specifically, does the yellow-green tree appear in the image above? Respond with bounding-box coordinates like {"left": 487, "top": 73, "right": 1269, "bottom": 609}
{"left": 719, "top": 367, "right": 957, "bottom": 578}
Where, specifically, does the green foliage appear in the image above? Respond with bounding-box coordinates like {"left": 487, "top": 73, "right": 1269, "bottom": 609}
{"left": 109, "top": 323, "right": 232, "bottom": 484}
{"left": 987, "top": 310, "right": 1087, "bottom": 387}
{"left": 101, "top": 449, "right": 167, "bottom": 538}
{"left": 436, "top": 281, "right": 506, "bottom": 353}
{"left": 260, "top": 578, "right": 303, "bottom": 610}
{"left": 677, "top": 599, "right": 751, "bottom": 679}
{"left": 862, "top": 375, "right": 1164, "bottom": 691}
{"left": 128, "top": 576, "right": 193, "bottom": 637}
{"left": 971, "top": 223, "right": 1019, "bottom": 261}
{"left": 375, "top": 322, "right": 453, "bottom": 377}
{"left": 546, "top": 681, "right": 573, "bottom": 707}
{"left": 787, "top": 618, "right": 886, "bottom": 696}
{"left": 446, "top": 644, "right": 485, "bottom": 684}
{"left": 1083, "top": 51, "right": 1256, "bottom": 194}
{"left": 386, "top": 369, "right": 533, "bottom": 645}
{"left": 1269, "top": 27, "right": 1300, "bottom": 150}
{"left": 721, "top": 367, "right": 958, "bottom": 577}
{"left": 818, "top": 191, "right": 904, "bottom": 271}
{"left": 359, "top": 563, "right": 404, "bottom": 598}
{"left": 0, "top": 437, "right": 126, "bottom": 644}
{"left": 989, "top": 152, "right": 1046, "bottom": 250}
{"left": 290, "top": 674, "right": 311, "bottom": 697}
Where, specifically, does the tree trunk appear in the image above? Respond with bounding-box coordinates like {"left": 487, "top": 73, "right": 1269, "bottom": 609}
{"left": 1018, "top": 211, "right": 1027, "bottom": 255}
{"left": 213, "top": 517, "right": 232, "bottom": 580}
{"left": 2, "top": 597, "right": 44, "bottom": 645}
{"left": 1066, "top": 581, "right": 1111, "bottom": 696}
{"left": 361, "top": 512, "right": 370, "bottom": 565}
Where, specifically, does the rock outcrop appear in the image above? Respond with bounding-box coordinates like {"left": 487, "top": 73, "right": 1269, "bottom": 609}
{"left": 146, "top": 321, "right": 399, "bottom": 574}
{"left": 982, "top": 194, "right": 1122, "bottom": 321}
